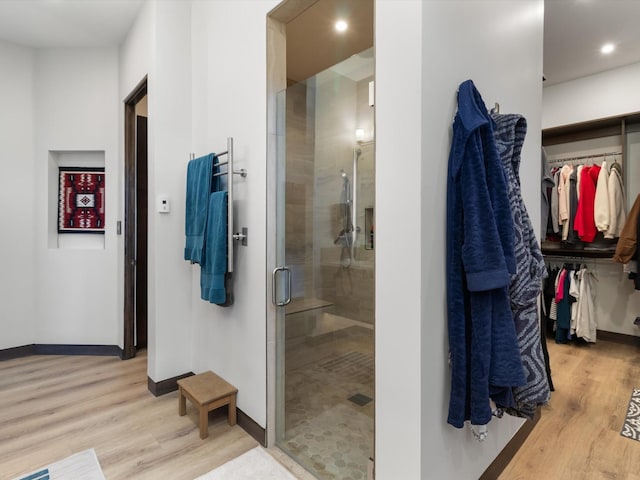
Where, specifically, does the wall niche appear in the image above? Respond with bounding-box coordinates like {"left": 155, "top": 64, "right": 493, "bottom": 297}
{"left": 48, "top": 150, "right": 106, "bottom": 250}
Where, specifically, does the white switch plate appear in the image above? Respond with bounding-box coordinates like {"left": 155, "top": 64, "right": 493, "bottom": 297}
{"left": 157, "top": 195, "right": 170, "bottom": 213}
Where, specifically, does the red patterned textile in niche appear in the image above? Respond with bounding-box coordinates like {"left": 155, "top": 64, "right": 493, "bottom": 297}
{"left": 58, "top": 168, "right": 105, "bottom": 233}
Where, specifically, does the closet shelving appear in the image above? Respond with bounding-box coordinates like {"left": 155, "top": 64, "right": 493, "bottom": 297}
{"left": 542, "top": 111, "right": 640, "bottom": 259}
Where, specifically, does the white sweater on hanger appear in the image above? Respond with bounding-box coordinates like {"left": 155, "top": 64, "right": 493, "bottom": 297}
{"left": 594, "top": 160, "right": 610, "bottom": 233}
{"left": 605, "top": 166, "right": 626, "bottom": 239}
{"left": 575, "top": 267, "right": 597, "bottom": 343}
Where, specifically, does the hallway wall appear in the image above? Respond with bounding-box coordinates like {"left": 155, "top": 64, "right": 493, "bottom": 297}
{"left": 119, "top": 0, "right": 195, "bottom": 383}
{"left": 189, "top": 0, "right": 280, "bottom": 429}
{"left": 0, "top": 40, "right": 36, "bottom": 350}
{"left": 119, "top": 0, "right": 277, "bottom": 427}
{"left": 33, "top": 47, "right": 120, "bottom": 346}
{"left": 0, "top": 41, "right": 120, "bottom": 350}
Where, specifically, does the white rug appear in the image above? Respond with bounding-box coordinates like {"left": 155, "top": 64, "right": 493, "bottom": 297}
{"left": 13, "top": 449, "right": 105, "bottom": 480}
{"left": 195, "top": 447, "right": 298, "bottom": 480}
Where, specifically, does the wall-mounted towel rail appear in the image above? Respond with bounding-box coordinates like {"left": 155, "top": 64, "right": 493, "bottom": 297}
{"left": 187, "top": 137, "right": 247, "bottom": 307}
{"left": 209, "top": 137, "right": 248, "bottom": 274}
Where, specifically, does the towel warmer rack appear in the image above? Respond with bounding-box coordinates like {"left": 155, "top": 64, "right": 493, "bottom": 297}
{"left": 191, "top": 137, "right": 247, "bottom": 274}
{"left": 209, "top": 137, "right": 248, "bottom": 274}
{"left": 190, "top": 137, "right": 247, "bottom": 306}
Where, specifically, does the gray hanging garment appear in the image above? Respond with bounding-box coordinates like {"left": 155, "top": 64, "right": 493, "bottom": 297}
{"left": 492, "top": 113, "right": 551, "bottom": 419}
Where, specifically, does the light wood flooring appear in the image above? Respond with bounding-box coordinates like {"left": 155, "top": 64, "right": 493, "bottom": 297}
{"left": 500, "top": 337, "right": 640, "bottom": 480}
{"left": 3, "top": 338, "right": 640, "bottom": 480}
{"left": 0, "top": 352, "right": 263, "bottom": 480}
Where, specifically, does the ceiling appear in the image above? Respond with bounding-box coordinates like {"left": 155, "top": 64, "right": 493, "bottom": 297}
{"left": 543, "top": 0, "right": 640, "bottom": 86}
{"left": 0, "top": 0, "right": 143, "bottom": 48}
{"left": 0, "top": 0, "right": 639, "bottom": 87}
{"left": 285, "top": 0, "right": 373, "bottom": 83}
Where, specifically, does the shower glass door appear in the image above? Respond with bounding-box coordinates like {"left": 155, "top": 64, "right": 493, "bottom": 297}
{"left": 274, "top": 49, "right": 375, "bottom": 480}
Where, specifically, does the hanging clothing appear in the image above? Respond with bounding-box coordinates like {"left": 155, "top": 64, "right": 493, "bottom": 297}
{"left": 614, "top": 193, "right": 640, "bottom": 264}
{"left": 605, "top": 166, "right": 626, "bottom": 239}
{"left": 558, "top": 165, "right": 571, "bottom": 230}
{"left": 574, "top": 165, "right": 600, "bottom": 242}
{"left": 446, "top": 80, "right": 525, "bottom": 429}
{"left": 594, "top": 160, "right": 610, "bottom": 233}
{"left": 566, "top": 168, "right": 579, "bottom": 245}
{"left": 576, "top": 165, "right": 584, "bottom": 201}
{"left": 492, "top": 113, "right": 550, "bottom": 419}
{"left": 569, "top": 270, "right": 580, "bottom": 334}
{"left": 575, "top": 267, "right": 597, "bottom": 342}
{"left": 551, "top": 170, "right": 561, "bottom": 234}
{"left": 541, "top": 147, "right": 555, "bottom": 241}
{"left": 555, "top": 268, "right": 572, "bottom": 343}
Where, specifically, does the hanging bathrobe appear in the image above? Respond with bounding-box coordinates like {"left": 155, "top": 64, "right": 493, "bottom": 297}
{"left": 492, "top": 113, "right": 551, "bottom": 419}
{"left": 446, "top": 80, "right": 526, "bottom": 429}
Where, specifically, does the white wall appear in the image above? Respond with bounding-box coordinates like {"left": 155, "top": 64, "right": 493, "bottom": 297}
{"left": 375, "top": 1, "right": 544, "bottom": 478}
{"left": 33, "top": 47, "right": 120, "bottom": 346}
{"left": 119, "top": 0, "right": 277, "bottom": 427}
{"left": 0, "top": 40, "right": 36, "bottom": 350}
{"left": 119, "top": 0, "right": 197, "bottom": 382}
{"left": 543, "top": 61, "right": 640, "bottom": 128}
{"left": 119, "top": 0, "right": 155, "bottom": 370}
{"left": 189, "top": 0, "right": 280, "bottom": 429}
{"left": 152, "top": 0, "right": 194, "bottom": 381}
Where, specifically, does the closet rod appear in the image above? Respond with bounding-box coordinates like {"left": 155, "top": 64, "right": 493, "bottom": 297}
{"left": 544, "top": 254, "right": 613, "bottom": 262}
{"left": 548, "top": 151, "right": 622, "bottom": 164}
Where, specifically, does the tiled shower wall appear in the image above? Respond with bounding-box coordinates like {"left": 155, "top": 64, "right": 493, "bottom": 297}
{"left": 284, "top": 69, "right": 374, "bottom": 326}
{"left": 314, "top": 71, "right": 375, "bottom": 325}
{"left": 285, "top": 81, "right": 315, "bottom": 299}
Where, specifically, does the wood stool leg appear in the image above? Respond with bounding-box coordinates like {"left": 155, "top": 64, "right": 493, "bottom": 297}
{"left": 178, "top": 387, "right": 186, "bottom": 416}
{"left": 228, "top": 394, "right": 237, "bottom": 426}
{"left": 199, "top": 407, "right": 208, "bottom": 439}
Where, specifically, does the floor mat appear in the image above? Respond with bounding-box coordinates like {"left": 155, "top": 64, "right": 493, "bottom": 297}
{"left": 194, "top": 447, "right": 298, "bottom": 480}
{"left": 621, "top": 387, "right": 640, "bottom": 441}
{"left": 12, "top": 449, "right": 105, "bottom": 480}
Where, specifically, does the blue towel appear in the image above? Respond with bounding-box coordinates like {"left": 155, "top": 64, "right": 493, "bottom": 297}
{"left": 184, "top": 153, "right": 215, "bottom": 263}
{"left": 200, "top": 191, "right": 228, "bottom": 304}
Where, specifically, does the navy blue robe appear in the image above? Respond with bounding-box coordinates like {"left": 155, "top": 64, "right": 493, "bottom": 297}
{"left": 446, "top": 80, "right": 526, "bottom": 428}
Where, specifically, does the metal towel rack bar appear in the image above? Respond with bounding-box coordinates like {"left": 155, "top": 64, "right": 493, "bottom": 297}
{"left": 208, "top": 137, "right": 247, "bottom": 274}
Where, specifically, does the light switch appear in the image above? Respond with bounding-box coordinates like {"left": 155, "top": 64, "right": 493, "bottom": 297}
{"left": 157, "top": 195, "right": 170, "bottom": 213}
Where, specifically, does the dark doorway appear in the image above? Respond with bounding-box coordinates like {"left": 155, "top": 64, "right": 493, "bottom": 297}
{"left": 123, "top": 77, "right": 148, "bottom": 360}
{"left": 135, "top": 114, "right": 148, "bottom": 349}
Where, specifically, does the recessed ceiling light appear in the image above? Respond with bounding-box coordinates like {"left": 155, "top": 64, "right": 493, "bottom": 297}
{"left": 601, "top": 43, "right": 615, "bottom": 54}
{"left": 335, "top": 20, "right": 348, "bottom": 33}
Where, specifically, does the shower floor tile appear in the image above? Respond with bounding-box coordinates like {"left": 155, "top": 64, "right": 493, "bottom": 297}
{"left": 281, "top": 325, "right": 374, "bottom": 480}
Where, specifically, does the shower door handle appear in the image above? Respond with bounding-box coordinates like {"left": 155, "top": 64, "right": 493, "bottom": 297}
{"left": 272, "top": 266, "right": 292, "bottom": 306}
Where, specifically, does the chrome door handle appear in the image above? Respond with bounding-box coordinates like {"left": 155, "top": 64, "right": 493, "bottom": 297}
{"left": 272, "top": 266, "right": 292, "bottom": 306}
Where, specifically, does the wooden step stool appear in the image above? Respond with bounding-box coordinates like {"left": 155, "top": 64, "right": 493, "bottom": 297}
{"left": 177, "top": 371, "right": 238, "bottom": 439}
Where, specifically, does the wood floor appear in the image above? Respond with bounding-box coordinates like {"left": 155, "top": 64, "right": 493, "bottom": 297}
{"left": 500, "top": 337, "right": 640, "bottom": 480}
{"left": 3, "top": 339, "right": 640, "bottom": 480}
{"left": 0, "top": 352, "right": 261, "bottom": 480}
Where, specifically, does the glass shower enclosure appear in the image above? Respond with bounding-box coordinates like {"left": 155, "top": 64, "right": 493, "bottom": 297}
{"left": 273, "top": 49, "right": 375, "bottom": 480}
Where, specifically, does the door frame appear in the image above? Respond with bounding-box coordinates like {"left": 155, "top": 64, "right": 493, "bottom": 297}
{"left": 123, "top": 76, "right": 148, "bottom": 360}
